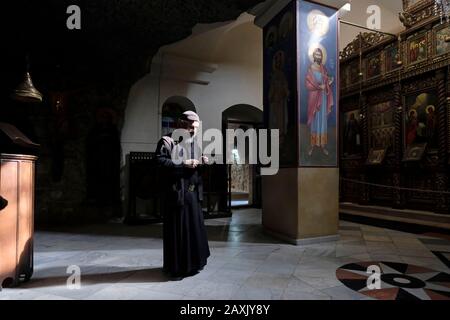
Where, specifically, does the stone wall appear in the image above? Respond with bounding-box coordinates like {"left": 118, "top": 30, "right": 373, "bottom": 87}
{"left": 25, "top": 86, "right": 128, "bottom": 226}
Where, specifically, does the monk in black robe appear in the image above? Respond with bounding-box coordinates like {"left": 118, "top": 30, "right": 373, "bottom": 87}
{"left": 155, "top": 111, "right": 210, "bottom": 280}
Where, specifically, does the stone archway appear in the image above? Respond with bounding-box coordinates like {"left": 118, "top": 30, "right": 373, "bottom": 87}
{"left": 222, "top": 104, "right": 263, "bottom": 208}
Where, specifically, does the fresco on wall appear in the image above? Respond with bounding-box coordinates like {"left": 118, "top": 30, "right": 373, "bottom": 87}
{"left": 298, "top": 0, "right": 338, "bottom": 167}
{"left": 435, "top": 25, "right": 450, "bottom": 56}
{"left": 385, "top": 44, "right": 401, "bottom": 73}
{"left": 348, "top": 60, "right": 362, "bottom": 84}
{"left": 404, "top": 92, "right": 438, "bottom": 149}
{"left": 343, "top": 110, "right": 362, "bottom": 157}
{"left": 370, "top": 101, "right": 395, "bottom": 153}
{"left": 367, "top": 53, "right": 382, "bottom": 79}
{"left": 263, "top": 2, "right": 297, "bottom": 167}
{"left": 408, "top": 34, "right": 427, "bottom": 64}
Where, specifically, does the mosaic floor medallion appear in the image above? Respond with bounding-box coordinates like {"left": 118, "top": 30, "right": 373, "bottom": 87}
{"left": 336, "top": 261, "right": 450, "bottom": 300}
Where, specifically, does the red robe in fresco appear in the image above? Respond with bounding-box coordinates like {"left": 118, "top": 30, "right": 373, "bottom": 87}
{"left": 306, "top": 64, "right": 334, "bottom": 146}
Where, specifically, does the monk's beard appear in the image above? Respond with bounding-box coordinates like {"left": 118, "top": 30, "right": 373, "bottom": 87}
{"left": 186, "top": 133, "right": 197, "bottom": 144}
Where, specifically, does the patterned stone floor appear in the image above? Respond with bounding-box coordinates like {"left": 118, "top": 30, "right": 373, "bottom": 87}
{"left": 1, "top": 209, "right": 449, "bottom": 300}
{"left": 336, "top": 261, "right": 450, "bottom": 300}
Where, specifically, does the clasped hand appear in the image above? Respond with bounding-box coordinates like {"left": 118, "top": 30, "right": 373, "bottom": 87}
{"left": 183, "top": 156, "right": 209, "bottom": 168}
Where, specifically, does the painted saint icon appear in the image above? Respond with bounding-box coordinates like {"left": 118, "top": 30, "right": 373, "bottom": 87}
{"left": 298, "top": 1, "right": 338, "bottom": 167}
{"left": 305, "top": 46, "right": 334, "bottom": 156}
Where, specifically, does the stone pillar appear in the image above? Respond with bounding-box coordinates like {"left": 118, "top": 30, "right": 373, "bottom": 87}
{"left": 255, "top": 0, "right": 341, "bottom": 244}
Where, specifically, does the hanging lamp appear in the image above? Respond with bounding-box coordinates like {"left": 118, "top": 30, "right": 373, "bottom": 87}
{"left": 12, "top": 55, "right": 43, "bottom": 103}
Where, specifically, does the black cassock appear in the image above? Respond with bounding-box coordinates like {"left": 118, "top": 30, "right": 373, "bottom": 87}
{"left": 155, "top": 136, "right": 210, "bottom": 277}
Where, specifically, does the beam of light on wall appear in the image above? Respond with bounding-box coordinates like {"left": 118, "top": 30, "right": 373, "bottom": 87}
{"left": 338, "top": 2, "right": 351, "bottom": 18}
{"left": 342, "top": 3, "right": 351, "bottom": 12}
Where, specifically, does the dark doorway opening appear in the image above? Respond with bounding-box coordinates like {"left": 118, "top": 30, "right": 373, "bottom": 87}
{"left": 222, "top": 104, "right": 263, "bottom": 209}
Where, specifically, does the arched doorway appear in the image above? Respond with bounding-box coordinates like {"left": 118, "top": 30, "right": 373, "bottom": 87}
{"left": 161, "top": 96, "right": 196, "bottom": 136}
{"left": 222, "top": 104, "right": 263, "bottom": 208}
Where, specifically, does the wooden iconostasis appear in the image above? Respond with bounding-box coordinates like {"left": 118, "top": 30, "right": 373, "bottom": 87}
{"left": 339, "top": 0, "right": 450, "bottom": 214}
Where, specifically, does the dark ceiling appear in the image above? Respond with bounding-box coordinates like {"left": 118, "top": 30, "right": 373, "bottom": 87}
{"left": 3, "top": 0, "right": 265, "bottom": 94}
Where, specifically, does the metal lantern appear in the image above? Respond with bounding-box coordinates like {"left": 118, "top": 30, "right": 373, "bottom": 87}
{"left": 11, "top": 56, "right": 43, "bottom": 103}
{"left": 12, "top": 72, "right": 43, "bottom": 103}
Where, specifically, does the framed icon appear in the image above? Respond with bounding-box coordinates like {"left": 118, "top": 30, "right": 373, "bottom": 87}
{"left": 366, "top": 148, "right": 387, "bottom": 165}
{"left": 402, "top": 142, "right": 427, "bottom": 162}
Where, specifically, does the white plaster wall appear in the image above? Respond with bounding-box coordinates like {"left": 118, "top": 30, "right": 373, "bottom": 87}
{"left": 121, "top": 74, "right": 160, "bottom": 160}
{"left": 339, "top": 1, "right": 404, "bottom": 50}
{"left": 121, "top": 13, "right": 263, "bottom": 164}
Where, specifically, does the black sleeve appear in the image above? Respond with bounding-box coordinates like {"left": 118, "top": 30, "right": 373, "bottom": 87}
{"left": 155, "top": 138, "right": 184, "bottom": 177}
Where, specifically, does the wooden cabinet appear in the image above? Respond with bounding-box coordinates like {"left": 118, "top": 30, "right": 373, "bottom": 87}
{"left": 0, "top": 154, "right": 37, "bottom": 287}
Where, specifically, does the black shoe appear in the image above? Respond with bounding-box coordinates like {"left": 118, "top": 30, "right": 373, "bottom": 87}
{"left": 166, "top": 271, "right": 184, "bottom": 281}
{"left": 169, "top": 275, "right": 184, "bottom": 281}
{"left": 187, "top": 270, "right": 199, "bottom": 277}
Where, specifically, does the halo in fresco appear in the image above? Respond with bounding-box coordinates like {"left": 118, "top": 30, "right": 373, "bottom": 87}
{"left": 307, "top": 9, "right": 329, "bottom": 37}
{"left": 425, "top": 105, "right": 435, "bottom": 114}
{"left": 308, "top": 43, "right": 328, "bottom": 64}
